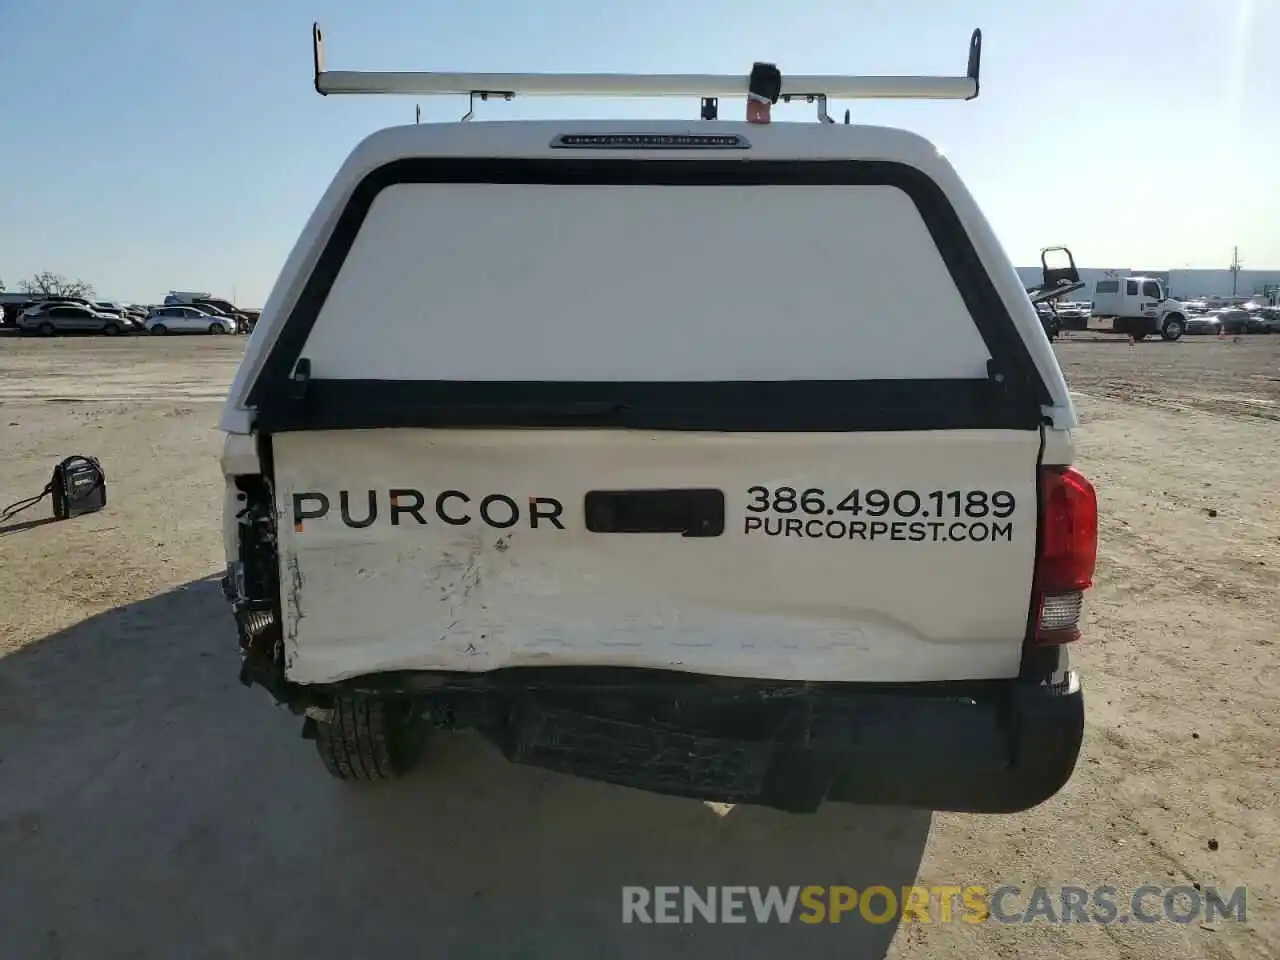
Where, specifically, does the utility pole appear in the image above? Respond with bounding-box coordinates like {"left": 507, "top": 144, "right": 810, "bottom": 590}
{"left": 1229, "top": 246, "right": 1242, "bottom": 296}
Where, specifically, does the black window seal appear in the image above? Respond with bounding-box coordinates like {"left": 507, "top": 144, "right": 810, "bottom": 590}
{"left": 254, "top": 378, "right": 1042, "bottom": 433}
{"left": 246, "top": 157, "right": 1053, "bottom": 427}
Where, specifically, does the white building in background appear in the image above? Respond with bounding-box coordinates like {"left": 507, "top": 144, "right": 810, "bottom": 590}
{"left": 1015, "top": 266, "right": 1280, "bottom": 303}
{"left": 1164, "top": 269, "right": 1280, "bottom": 300}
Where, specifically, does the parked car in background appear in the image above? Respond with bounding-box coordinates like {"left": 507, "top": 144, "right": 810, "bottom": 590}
{"left": 195, "top": 300, "right": 252, "bottom": 332}
{"left": 164, "top": 291, "right": 251, "bottom": 332}
{"left": 193, "top": 297, "right": 240, "bottom": 316}
{"left": 1246, "top": 308, "right": 1280, "bottom": 333}
{"left": 2, "top": 294, "right": 92, "bottom": 326}
{"left": 21, "top": 299, "right": 112, "bottom": 323}
{"left": 145, "top": 305, "right": 236, "bottom": 335}
{"left": 21, "top": 295, "right": 94, "bottom": 309}
{"left": 186, "top": 301, "right": 251, "bottom": 333}
{"left": 1185, "top": 312, "right": 1223, "bottom": 335}
{"left": 165, "top": 292, "right": 237, "bottom": 314}
{"left": 1052, "top": 301, "right": 1091, "bottom": 329}
{"left": 93, "top": 300, "right": 129, "bottom": 318}
{"left": 196, "top": 303, "right": 237, "bottom": 320}
{"left": 1217, "top": 309, "right": 1251, "bottom": 335}
{"left": 18, "top": 302, "right": 136, "bottom": 335}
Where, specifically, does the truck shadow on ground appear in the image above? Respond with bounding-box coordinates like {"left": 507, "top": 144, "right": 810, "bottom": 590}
{"left": 0, "top": 577, "right": 931, "bottom": 960}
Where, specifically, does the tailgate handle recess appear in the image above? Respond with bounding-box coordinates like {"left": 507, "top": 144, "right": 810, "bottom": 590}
{"left": 585, "top": 489, "right": 724, "bottom": 538}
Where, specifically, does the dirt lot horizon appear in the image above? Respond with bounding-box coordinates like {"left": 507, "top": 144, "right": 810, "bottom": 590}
{"left": 1, "top": 334, "right": 1276, "bottom": 959}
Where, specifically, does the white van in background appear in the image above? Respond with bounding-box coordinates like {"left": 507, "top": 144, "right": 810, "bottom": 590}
{"left": 1090, "top": 277, "right": 1188, "bottom": 341}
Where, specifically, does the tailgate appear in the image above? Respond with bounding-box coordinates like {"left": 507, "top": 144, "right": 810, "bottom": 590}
{"left": 273, "top": 427, "right": 1041, "bottom": 684}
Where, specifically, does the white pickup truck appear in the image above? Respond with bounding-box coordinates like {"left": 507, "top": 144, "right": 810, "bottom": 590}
{"left": 218, "top": 25, "right": 1097, "bottom": 814}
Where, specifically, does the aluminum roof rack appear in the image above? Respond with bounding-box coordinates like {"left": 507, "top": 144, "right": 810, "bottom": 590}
{"left": 311, "top": 23, "right": 982, "bottom": 122}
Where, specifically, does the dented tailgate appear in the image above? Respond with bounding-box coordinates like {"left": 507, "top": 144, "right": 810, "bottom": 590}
{"left": 273, "top": 427, "right": 1041, "bottom": 685}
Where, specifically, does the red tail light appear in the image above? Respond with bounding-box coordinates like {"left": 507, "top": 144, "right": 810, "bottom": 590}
{"left": 1032, "top": 466, "right": 1097, "bottom": 644}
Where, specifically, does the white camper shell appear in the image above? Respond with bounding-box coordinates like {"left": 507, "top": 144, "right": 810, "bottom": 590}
{"left": 219, "top": 25, "right": 1096, "bottom": 814}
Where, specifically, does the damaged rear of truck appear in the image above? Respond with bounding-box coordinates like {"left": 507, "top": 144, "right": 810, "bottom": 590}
{"left": 218, "top": 28, "right": 1096, "bottom": 814}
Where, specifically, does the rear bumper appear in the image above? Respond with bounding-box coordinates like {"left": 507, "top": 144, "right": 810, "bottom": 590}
{"left": 227, "top": 570, "right": 1085, "bottom": 814}
{"left": 297, "top": 664, "right": 1085, "bottom": 815}
{"left": 822, "top": 672, "right": 1084, "bottom": 813}
{"left": 498, "top": 673, "right": 1083, "bottom": 814}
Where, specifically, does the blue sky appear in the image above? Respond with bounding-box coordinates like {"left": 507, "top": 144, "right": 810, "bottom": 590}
{"left": 1, "top": 0, "right": 1276, "bottom": 305}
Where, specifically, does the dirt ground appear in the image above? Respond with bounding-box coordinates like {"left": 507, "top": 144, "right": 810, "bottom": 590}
{"left": 0, "top": 334, "right": 1276, "bottom": 959}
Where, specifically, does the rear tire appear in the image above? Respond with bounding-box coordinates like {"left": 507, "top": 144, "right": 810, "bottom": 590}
{"left": 1161, "top": 315, "right": 1185, "bottom": 341}
{"left": 38, "top": 322, "right": 55, "bottom": 336}
{"left": 150, "top": 324, "right": 168, "bottom": 335}
{"left": 314, "top": 696, "right": 427, "bottom": 782}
